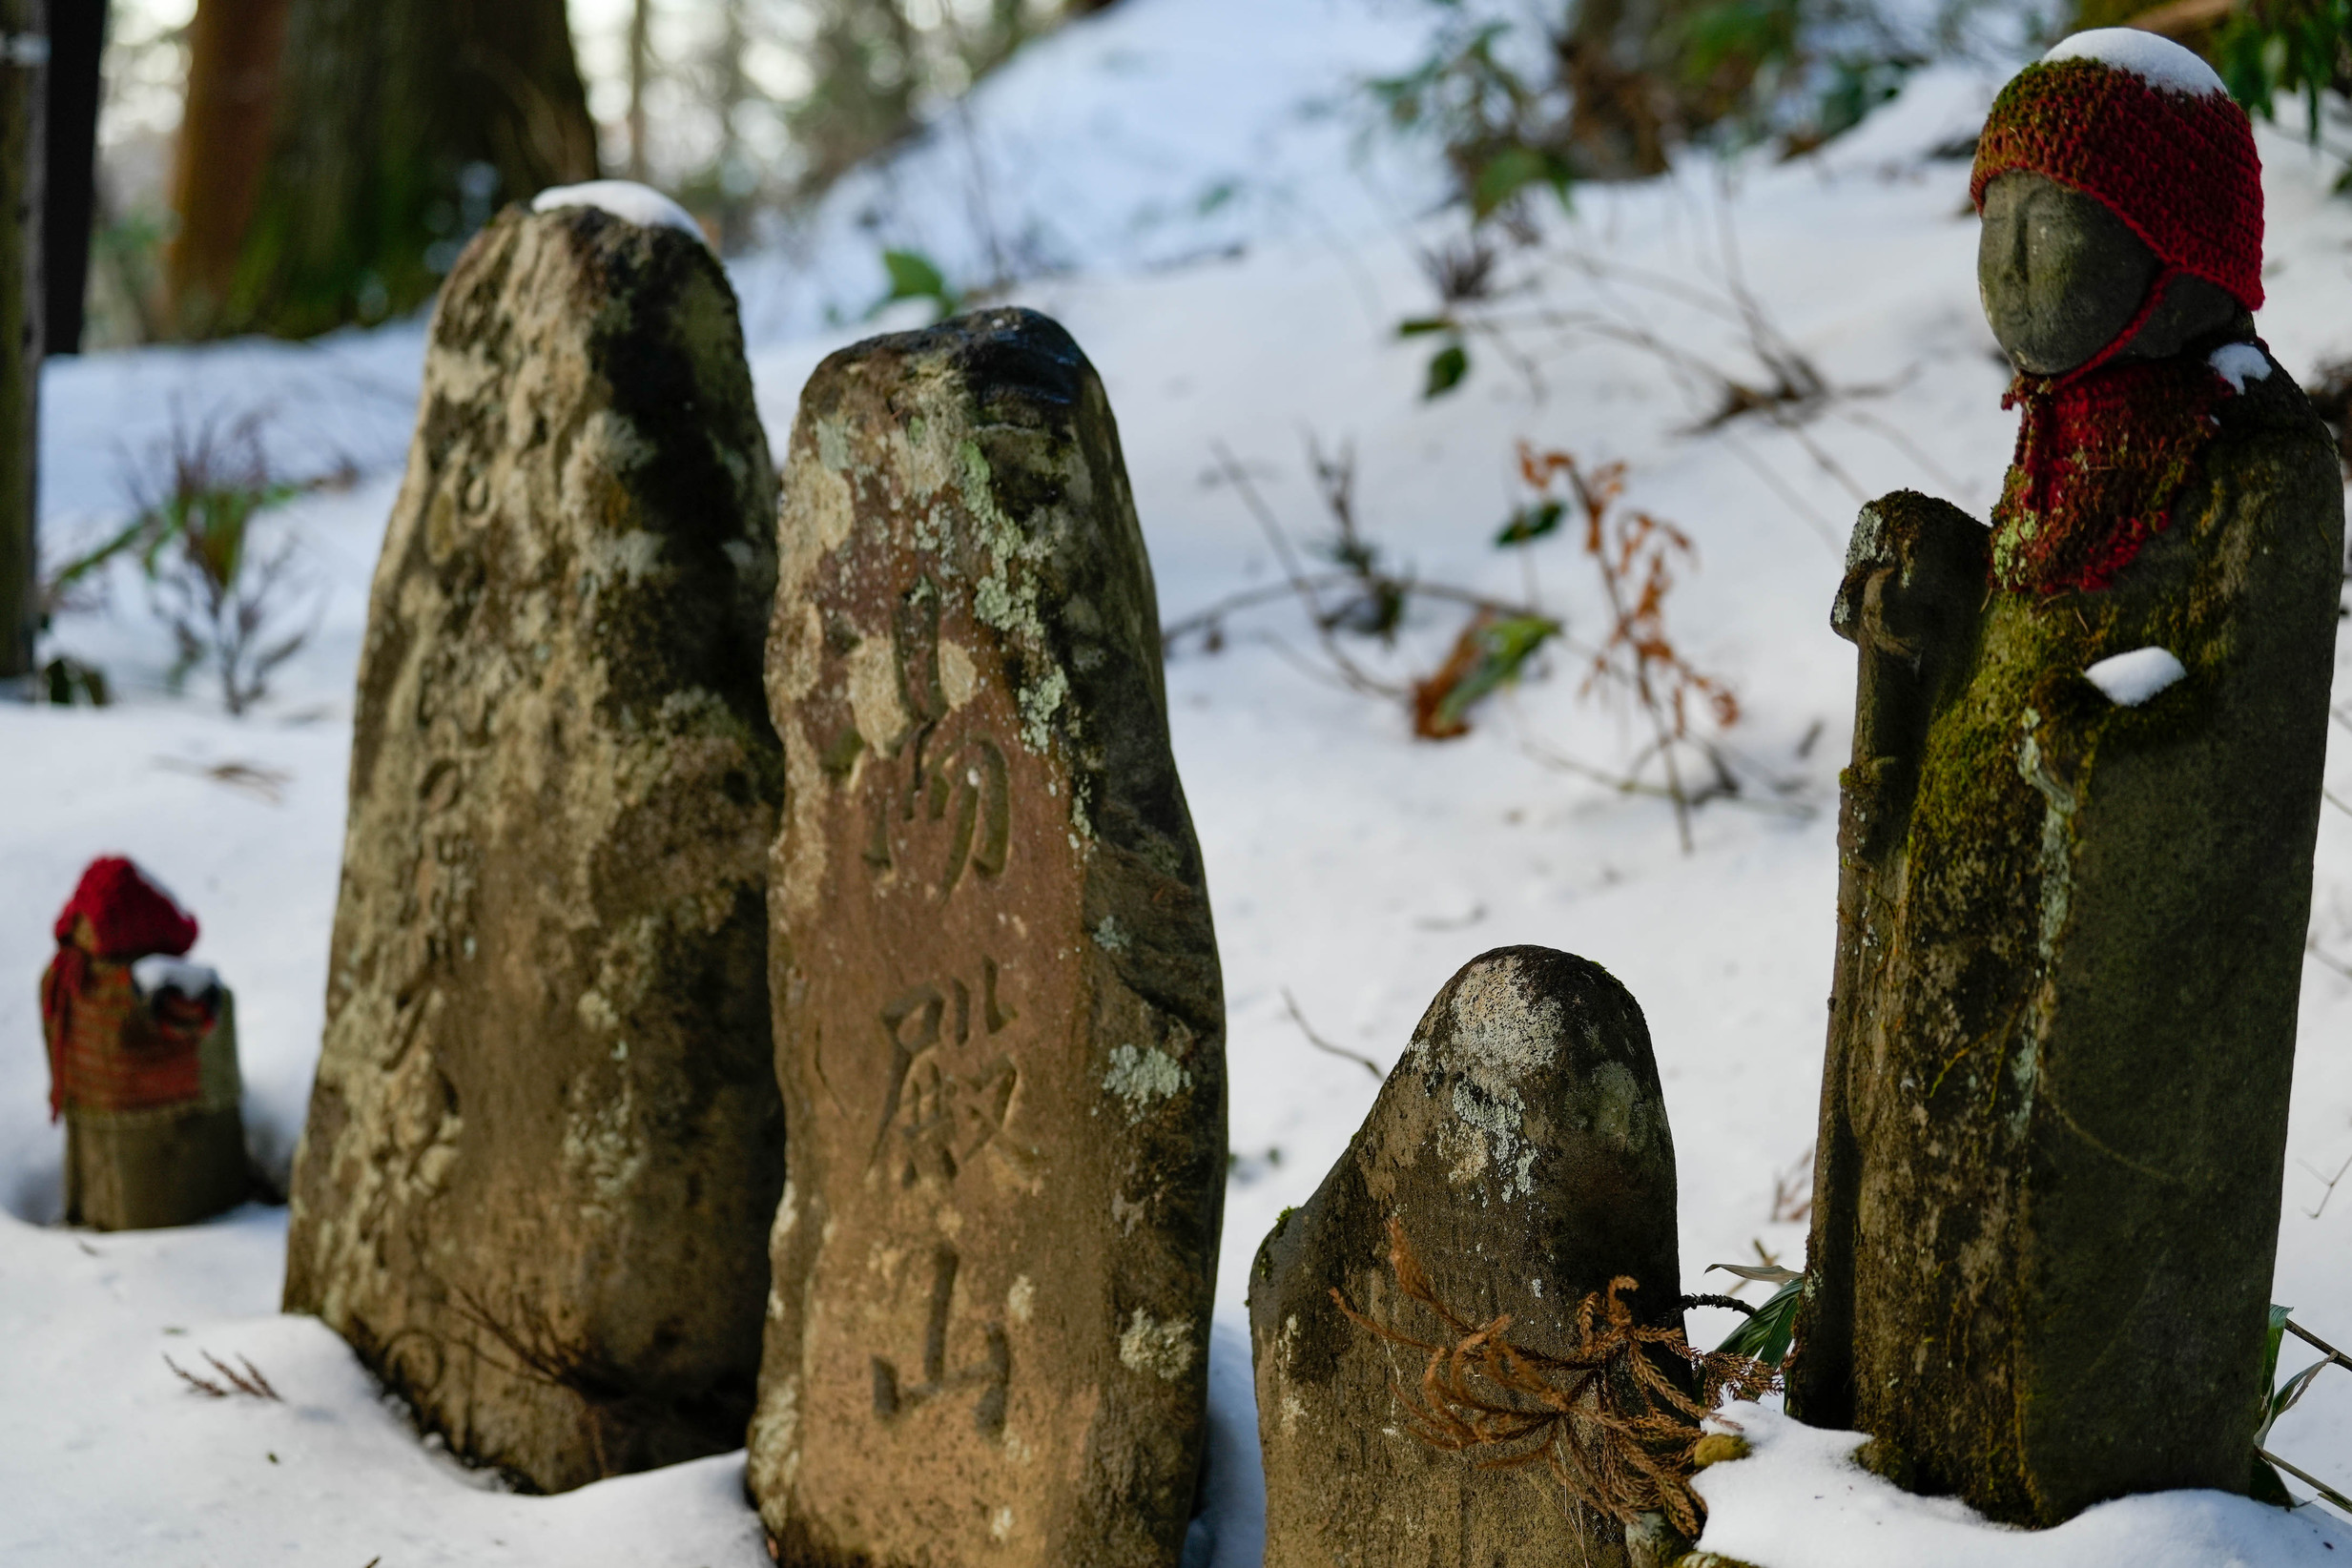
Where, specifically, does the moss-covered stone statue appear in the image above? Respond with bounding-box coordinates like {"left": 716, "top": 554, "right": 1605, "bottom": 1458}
{"left": 1786, "top": 31, "right": 2347, "bottom": 1527}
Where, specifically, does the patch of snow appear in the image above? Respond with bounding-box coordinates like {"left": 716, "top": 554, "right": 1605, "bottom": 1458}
{"left": 130, "top": 956, "right": 220, "bottom": 1000}
{"left": 530, "top": 180, "right": 708, "bottom": 245}
{"left": 1693, "top": 1405, "right": 2352, "bottom": 1566}
{"left": 2212, "top": 341, "right": 2274, "bottom": 393}
{"left": 2044, "top": 29, "right": 2229, "bottom": 98}
{"left": 2085, "top": 646, "right": 2188, "bottom": 706}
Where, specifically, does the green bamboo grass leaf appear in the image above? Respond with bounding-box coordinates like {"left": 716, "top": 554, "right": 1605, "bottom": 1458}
{"left": 872, "top": 249, "right": 959, "bottom": 320}
{"left": 1431, "top": 614, "right": 1558, "bottom": 732}
{"left": 1496, "top": 499, "right": 1564, "bottom": 547}
{"left": 1424, "top": 342, "right": 1470, "bottom": 399}
{"left": 1713, "top": 1274, "right": 1803, "bottom": 1367}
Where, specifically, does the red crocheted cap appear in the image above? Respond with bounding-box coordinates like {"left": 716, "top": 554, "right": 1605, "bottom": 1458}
{"left": 53, "top": 856, "right": 199, "bottom": 960}
{"left": 1971, "top": 33, "right": 2263, "bottom": 312}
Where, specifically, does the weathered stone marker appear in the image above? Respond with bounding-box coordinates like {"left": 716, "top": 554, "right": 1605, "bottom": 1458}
{"left": 282, "top": 195, "right": 784, "bottom": 1494}
{"left": 749, "top": 308, "right": 1225, "bottom": 1567}
{"left": 1789, "top": 32, "right": 2347, "bottom": 1525}
{"left": 1251, "top": 946, "right": 1683, "bottom": 1568}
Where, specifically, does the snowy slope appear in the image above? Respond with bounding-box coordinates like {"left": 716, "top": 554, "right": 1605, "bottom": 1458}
{"left": 10, "top": 0, "right": 2352, "bottom": 1560}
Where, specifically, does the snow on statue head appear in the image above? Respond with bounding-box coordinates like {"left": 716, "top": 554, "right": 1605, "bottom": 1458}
{"left": 1971, "top": 29, "right": 2259, "bottom": 379}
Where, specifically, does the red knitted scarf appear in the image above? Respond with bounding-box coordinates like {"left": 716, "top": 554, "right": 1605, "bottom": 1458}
{"left": 1990, "top": 354, "right": 2228, "bottom": 596}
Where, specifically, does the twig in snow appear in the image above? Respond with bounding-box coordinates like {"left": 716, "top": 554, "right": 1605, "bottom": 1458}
{"left": 1282, "top": 988, "right": 1385, "bottom": 1083}
{"left": 166, "top": 1351, "right": 282, "bottom": 1400}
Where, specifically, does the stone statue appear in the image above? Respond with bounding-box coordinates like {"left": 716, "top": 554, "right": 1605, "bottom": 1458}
{"left": 1787, "top": 30, "right": 2347, "bottom": 1526}
{"left": 41, "top": 856, "right": 247, "bottom": 1230}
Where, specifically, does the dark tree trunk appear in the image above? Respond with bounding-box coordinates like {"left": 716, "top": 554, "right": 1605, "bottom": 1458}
{"left": 39, "top": 0, "right": 95, "bottom": 355}
{"left": 212, "top": 0, "right": 597, "bottom": 340}
{"left": 164, "top": 0, "right": 292, "bottom": 337}
{"left": 0, "top": 0, "right": 44, "bottom": 684}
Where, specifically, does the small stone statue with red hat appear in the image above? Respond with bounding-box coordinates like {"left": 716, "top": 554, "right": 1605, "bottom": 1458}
{"left": 40, "top": 856, "right": 249, "bottom": 1229}
{"left": 1786, "top": 31, "right": 2347, "bottom": 1525}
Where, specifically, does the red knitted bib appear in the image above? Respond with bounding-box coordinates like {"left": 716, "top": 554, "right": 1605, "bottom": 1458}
{"left": 1990, "top": 355, "right": 2228, "bottom": 596}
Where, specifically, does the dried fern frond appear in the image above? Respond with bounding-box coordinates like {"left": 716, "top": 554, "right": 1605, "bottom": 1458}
{"left": 165, "top": 1350, "right": 282, "bottom": 1400}
{"left": 1332, "top": 1215, "right": 1777, "bottom": 1537}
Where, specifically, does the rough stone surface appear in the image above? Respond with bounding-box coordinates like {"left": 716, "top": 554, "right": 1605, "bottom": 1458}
{"left": 1250, "top": 946, "right": 1683, "bottom": 1568}
{"left": 1788, "top": 357, "right": 2345, "bottom": 1521}
{"left": 749, "top": 307, "right": 1225, "bottom": 1568}
{"left": 281, "top": 203, "right": 785, "bottom": 1494}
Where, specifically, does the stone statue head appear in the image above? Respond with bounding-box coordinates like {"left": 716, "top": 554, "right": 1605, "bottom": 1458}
{"left": 1970, "top": 31, "right": 2264, "bottom": 378}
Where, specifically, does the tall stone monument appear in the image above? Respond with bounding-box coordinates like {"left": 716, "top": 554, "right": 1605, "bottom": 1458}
{"left": 749, "top": 308, "right": 1226, "bottom": 1568}
{"left": 1788, "top": 31, "right": 2347, "bottom": 1524}
{"left": 282, "top": 194, "right": 785, "bottom": 1494}
{"left": 1251, "top": 946, "right": 1685, "bottom": 1568}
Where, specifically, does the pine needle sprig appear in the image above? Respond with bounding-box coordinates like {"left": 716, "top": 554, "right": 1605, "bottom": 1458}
{"left": 1334, "top": 1215, "right": 1776, "bottom": 1537}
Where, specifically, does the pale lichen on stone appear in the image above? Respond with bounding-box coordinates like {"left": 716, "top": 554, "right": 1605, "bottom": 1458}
{"left": 1104, "top": 1042, "right": 1190, "bottom": 1120}
{"left": 1119, "top": 1309, "right": 1198, "bottom": 1380}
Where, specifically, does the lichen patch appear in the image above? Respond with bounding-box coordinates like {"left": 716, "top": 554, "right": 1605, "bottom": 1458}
{"left": 1104, "top": 1043, "right": 1189, "bottom": 1120}
{"left": 1118, "top": 1309, "right": 1197, "bottom": 1381}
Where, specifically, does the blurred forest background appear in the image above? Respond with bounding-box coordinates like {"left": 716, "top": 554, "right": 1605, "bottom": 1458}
{"left": 0, "top": 0, "right": 2344, "bottom": 696}
{"left": 52, "top": 0, "right": 2352, "bottom": 353}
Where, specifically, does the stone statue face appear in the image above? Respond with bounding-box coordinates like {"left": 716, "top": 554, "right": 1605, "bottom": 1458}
{"left": 1978, "top": 173, "right": 2158, "bottom": 376}
{"left": 1978, "top": 172, "right": 2240, "bottom": 376}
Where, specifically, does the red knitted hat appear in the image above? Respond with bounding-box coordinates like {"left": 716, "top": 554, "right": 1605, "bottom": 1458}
{"left": 53, "top": 856, "right": 199, "bottom": 960}
{"left": 1971, "top": 30, "right": 2263, "bottom": 313}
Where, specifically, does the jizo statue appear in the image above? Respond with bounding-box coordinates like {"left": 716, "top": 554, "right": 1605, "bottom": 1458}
{"left": 1788, "top": 31, "right": 2347, "bottom": 1525}
{"left": 41, "top": 856, "right": 247, "bottom": 1230}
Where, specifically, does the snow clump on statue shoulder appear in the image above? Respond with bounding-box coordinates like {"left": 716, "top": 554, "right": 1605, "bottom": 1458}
{"left": 531, "top": 180, "right": 709, "bottom": 246}
{"left": 2208, "top": 341, "right": 2272, "bottom": 394}
{"left": 2043, "top": 28, "right": 2230, "bottom": 97}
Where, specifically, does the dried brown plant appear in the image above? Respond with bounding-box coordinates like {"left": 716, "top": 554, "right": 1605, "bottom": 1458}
{"left": 1334, "top": 1216, "right": 1775, "bottom": 1537}
{"left": 165, "top": 1350, "right": 282, "bottom": 1400}
{"left": 1522, "top": 444, "right": 1741, "bottom": 852}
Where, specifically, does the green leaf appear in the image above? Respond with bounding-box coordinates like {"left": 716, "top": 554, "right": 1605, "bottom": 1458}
{"left": 1424, "top": 342, "right": 1470, "bottom": 399}
{"left": 1716, "top": 1276, "right": 1804, "bottom": 1368}
{"left": 2263, "top": 1304, "right": 2292, "bottom": 1403}
{"left": 1495, "top": 499, "right": 1564, "bottom": 547}
{"left": 1469, "top": 145, "right": 1570, "bottom": 220}
{"left": 872, "top": 249, "right": 959, "bottom": 319}
{"left": 1396, "top": 316, "right": 1456, "bottom": 338}
{"left": 1431, "top": 614, "right": 1558, "bottom": 732}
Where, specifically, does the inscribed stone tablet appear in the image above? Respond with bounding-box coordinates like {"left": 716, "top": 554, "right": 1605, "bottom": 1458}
{"left": 751, "top": 308, "right": 1225, "bottom": 1568}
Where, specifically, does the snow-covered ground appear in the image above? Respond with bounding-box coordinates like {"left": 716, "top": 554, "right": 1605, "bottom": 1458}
{"left": 8, "top": 1, "right": 2352, "bottom": 1561}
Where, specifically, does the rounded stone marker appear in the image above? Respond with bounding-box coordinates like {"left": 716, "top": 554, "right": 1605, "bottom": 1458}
{"left": 1250, "top": 946, "right": 1683, "bottom": 1568}
{"left": 281, "top": 201, "right": 785, "bottom": 1494}
{"left": 750, "top": 307, "right": 1226, "bottom": 1568}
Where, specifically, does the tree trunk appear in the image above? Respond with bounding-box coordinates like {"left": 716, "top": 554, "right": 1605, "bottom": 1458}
{"left": 211, "top": 0, "right": 598, "bottom": 340}
{"left": 164, "top": 0, "right": 292, "bottom": 337}
{"left": 40, "top": 0, "right": 96, "bottom": 356}
{"left": 0, "top": 0, "right": 44, "bottom": 686}
{"left": 626, "top": 0, "right": 650, "bottom": 181}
